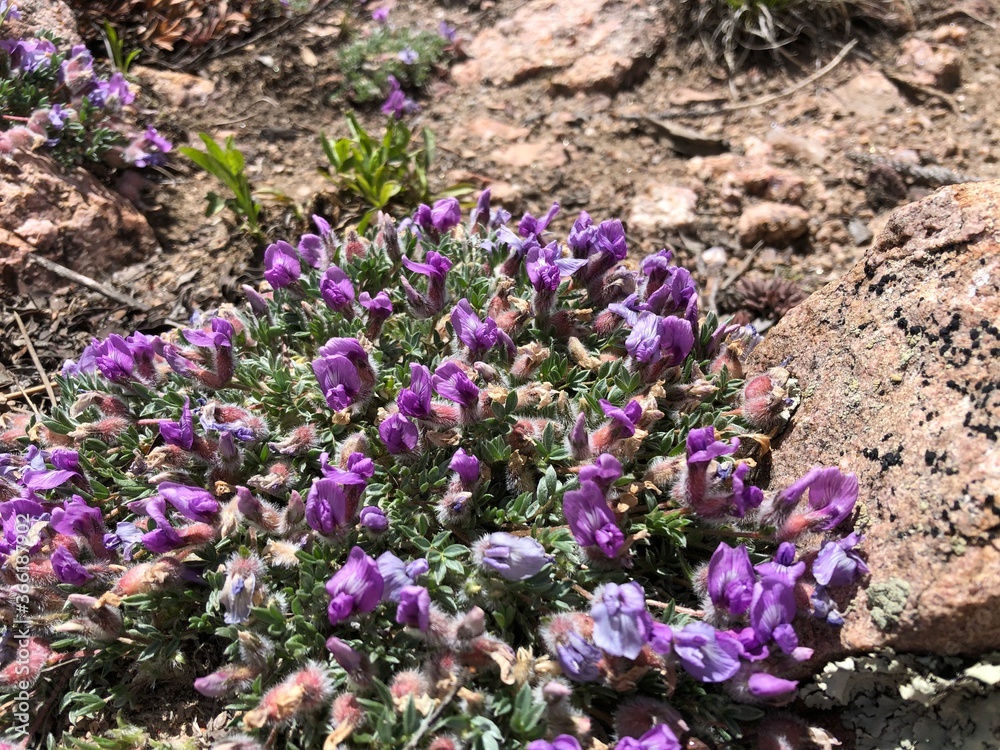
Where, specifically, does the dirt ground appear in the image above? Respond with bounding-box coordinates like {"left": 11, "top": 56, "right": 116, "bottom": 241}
{"left": 4, "top": 0, "right": 1000, "bottom": 404}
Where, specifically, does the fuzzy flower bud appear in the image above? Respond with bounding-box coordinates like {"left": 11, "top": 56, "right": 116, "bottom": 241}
{"left": 243, "top": 661, "right": 333, "bottom": 728}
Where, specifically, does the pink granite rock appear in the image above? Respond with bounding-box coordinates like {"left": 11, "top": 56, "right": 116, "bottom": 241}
{"left": 747, "top": 182, "right": 1000, "bottom": 659}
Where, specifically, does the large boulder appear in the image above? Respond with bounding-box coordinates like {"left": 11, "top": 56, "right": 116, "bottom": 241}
{"left": 0, "top": 153, "right": 161, "bottom": 291}
{"left": 747, "top": 182, "right": 1000, "bottom": 658}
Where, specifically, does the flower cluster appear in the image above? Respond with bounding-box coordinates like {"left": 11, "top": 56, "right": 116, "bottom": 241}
{"left": 0, "top": 6, "right": 171, "bottom": 168}
{"left": 0, "top": 189, "right": 865, "bottom": 749}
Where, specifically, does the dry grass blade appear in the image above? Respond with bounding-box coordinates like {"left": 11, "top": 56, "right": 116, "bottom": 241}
{"left": 12, "top": 311, "right": 57, "bottom": 410}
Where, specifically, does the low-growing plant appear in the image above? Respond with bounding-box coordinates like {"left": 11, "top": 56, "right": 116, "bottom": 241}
{"left": 0, "top": 193, "right": 867, "bottom": 749}
{"left": 337, "top": 22, "right": 448, "bottom": 105}
{"left": 180, "top": 133, "right": 264, "bottom": 241}
{"left": 320, "top": 112, "right": 468, "bottom": 231}
{"left": 0, "top": 3, "right": 170, "bottom": 169}
{"left": 100, "top": 21, "right": 140, "bottom": 75}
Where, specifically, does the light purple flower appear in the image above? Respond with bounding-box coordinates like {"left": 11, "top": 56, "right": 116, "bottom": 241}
{"left": 158, "top": 482, "right": 219, "bottom": 523}
{"left": 359, "top": 506, "right": 388, "bottom": 532}
{"left": 562, "top": 480, "right": 623, "bottom": 558}
{"left": 813, "top": 532, "right": 869, "bottom": 587}
{"left": 591, "top": 581, "right": 653, "bottom": 659}
{"left": 528, "top": 736, "right": 582, "bottom": 750}
{"left": 321, "top": 451, "right": 374, "bottom": 486}
{"left": 556, "top": 631, "right": 601, "bottom": 682}
{"left": 398, "top": 47, "right": 418, "bottom": 64}
{"left": 617, "top": 725, "right": 682, "bottom": 750}
{"left": 518, "top": 202, "right": 560, "bottom": 239}
{"left": 382, "top": 75, "right": 418, "bottom": 119}
{"left": 402, "top": 250, "right": 452, "bottom": 282}
{"left": 449, "top": 448, "right": 480, "bottom": 486}
{"left": 320, "top": 265, "right": 355, "bottom": 312}
{"left": 306, "top": 478, "right": 351, "bottom": 535}
{"left": 326, "top": 636, "right": 364, "bottom": 674}
{"left": 599, "top": 399, "right": 643, "bottom": 438}
{"left": 396, "top": 585, "right": 430, "bottom": 630}
{"left": 474, "top": 532, "right": 551, "bottom": 581}
{"left": 673, "top": 622, "right": 742, "bottom": 682}
{"left": 749, "top": 576, "right": 796, "bottom": 643}
{"left": 379, "top": 413, "right": 418, "bottom": 454}
{"left": 360, "top": 291, "right": 393, "bottom": 323}
{"left": 754, "top": 542, "right": 806, "bottom": 585}
{"left": 124, "top": 126, "right": 172, "bottom": 168}
{"left": 377, "top": 551, "right": 427, "bottom": 602}
{"left": 778, "top": 467, "right": 859, "bottom": 531}
{"left": 312, "top": 355, "right": 361, "bottom": 411}
{"left": 159, "top": 398, "right": 194, "bottom": 451}
{"left": 430, "top": 197, "right": 462, "bottom": 232}
{"left": 297, "top": 233, "right": 326, "bottom": 268}
{"left": 264, "top": 240, "right": 301, "bottom": 288}
{"left": 50, "top": 495, "right": 103, "bottom": 538}
{"left": 51, "top": 546, "right": 93, "bottom": 586}
{"left": 183, "top": 318, "right": 234, "bottom": 350}
{"left": 432, "top": 361, "right": 479, "bottom": 407}
{"left": 371, "top": 5, "right": 389, "bottom": 22}
{"left": 707, "top": 542, "right": 756, "bottom": 616}
{"left": 325, "top": 546, "right": 384, "bottom": 625}
{"left": 747, "top": 672, "right": 799, "bottom": 699}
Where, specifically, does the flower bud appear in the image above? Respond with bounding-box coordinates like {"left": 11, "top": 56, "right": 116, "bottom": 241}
{"left": 243, "top": 661, "right": 333, "bottom": 728}
{"left": 740, "top": 367, "right": 797, "bottom": 432}
{"left": 194, "top": 664, "right": 256, "bottom": 698}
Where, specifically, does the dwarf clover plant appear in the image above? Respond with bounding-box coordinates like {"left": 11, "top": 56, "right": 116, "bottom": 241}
{"left": 337, "top": 24, "right": 447, "bottom": 105}
{"left": 1, "top": 193, "right": 866, "bottom": 749}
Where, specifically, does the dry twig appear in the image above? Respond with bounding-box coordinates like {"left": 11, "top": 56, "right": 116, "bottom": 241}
{"left": 29, "top": 254, "right": 153, "bottom": 312}
{"left": 12, "top": 311, "right": 56, "bottom": 408}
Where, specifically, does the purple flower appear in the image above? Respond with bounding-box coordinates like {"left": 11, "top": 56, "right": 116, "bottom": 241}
{"left": 396, "top": 585, "right": 430, "bottom": 630}
{"left": 673, "top": 622, "right": 742, "bottom": 682}
{"left": 183, "top": 318, "right": 234, "bottom": 350}
{"left": 321, "top": 451, "right": 374, "bottom": 486}
{"left": 591, "top": 581, "right": 653, "bottom": 659}
{"left": 450, "top": 299, "right": 513, "bottom": 358}
{"left": 109, "top": 521, "right": 144, "bottom": 561}
{"left": 449, "top": 448, "right": 480, "bottom": 486}
{"left": 747, "top": 672, "right": 799, "bottom": 699}
{"left": 686, "top": 426, "right": 738, "bottom": 466}
{"left": 811, "top": 586, "right": 844, "bottom": 626}
{"left": 398, "top": 47, "right": 418, "bottom": 64}
{"left": 371, "top": 5, "right": 389, "bottom": 22}
{"left": 264, "top": 240, "right": 301, "bottom": 289}
{"left": 430, "top": 197, "right": 462, "bottom": 232}
{"left": 326, "top": 636, "right": 364, "bottom": 674}
{"left": 158, "top": 482, "right": 219, "bottom": 523}
{"left": 320, "top": 265, "right": 355, "bottom": 313}
{"left": 306, "top": 478, "right": 351, "bottom": 535}
{"left": 89, "top": 72, "right": 134, "bottom": 110}
{"left": 778, "top": 467, "right": 859, "bottom": 531}
{"left": 730, "top": 463, "right": 764, "bottom": 517}
{"left": 432, "top": 361, "right": 480, "bottom": 407}
{"left": 1, "top": 2, "right": 22, "bottom": 21}
{"left": 51, "top": 546, "right": 93, "bottom": 586}
{"left": 377, "top": 551, "right": 427, "bottom": 601}
{"left": 594, "top": 219, "right": 627, "bottom": 260}
{"left": 220, "top": 553, "right": 262, "bottom": 625}
{"left": 402, "top": 250, "right": 452, "bottom": 282}
{"left": 599, "top": 398, "right": 643, "bottom": 438}
{"left": 813, "top": 533, "right": 869, "bottom": 587}
{"left": 93, "top": 334, "right": 136, "bottom": 383}
{"left": 525, "top": 242, "right": 587, "bottom": 292}
{"left": 749, "top": 577, "right": 796, "bottom": 643}
{"left": 312, "top": 355, "right": 361, "bottom": 411}
{"left": 556, "top": 631, "right": 601, "bottom": 682}
{"left": 625, "top": 312, "right": 664, "bottom": 365}
{"left": 707, "top": 542, "right": 756, "bottom": 616}
{"left": 470, "top": 188, "right": 492, "bottom": 228}
{"left": 397, "top": 363, "right": 433, "bottom": 420}
{"left": 0, "top": 37, "right": 55, "bottom": 73}
{"left": 298, "top": 234, "right": 327, "bottom": 269}
{"left": 50, "top": 495, "right": 103, "bottom": 538}
{"left": 562, "top": 480, "right": 623, "bottom": 558}
{"left": 382, "top": 75, "right": 418, "bottom": 119}
{"left": 618, "top": 725, "right": 682, "bottom": 750}
{"left": 360, "top": 291, "right": 393, "bottom": 323}
{"left": 438, "top": 20, "right": 456, "bottom": 42}
{"left": 473, "top": 532, "right": 551, "bottom": 581}
{"left": 159, "top": 398, "right": 194, "bottom": 451}
{"left": 648, "top": 621, "right": 674, "bottom": 654}
{"left": 60, "top": 44, "right": 94, "bottom": 93}
{"left": 754, "top": 542, "right": 806, "bottom": 585}
{"left": 379, "top": 413, "right": 418, "bottom": 454}
{"left": 578, "top": 454, "right": 622, "bottom": 494}
{"left": 325, "top": 546, "right": 384, "bottom": 625}
{"left": 359, "top": 506, "right": 388, "bottom": 532}
{"left": 518, "top": 202, "right": 560, "bottom": 239}
{"left": 124, "top": 126, "right": 172, "bottom": 168}
{"left": 529, "top": 736, "right": 582, "bottom": 750}
{"left": 568, "top": 211, "right": 598, "bottom": 257}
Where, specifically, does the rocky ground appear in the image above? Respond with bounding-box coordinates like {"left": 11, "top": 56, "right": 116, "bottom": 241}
{"left": 2, "top": 0, "right": 1000, "bottom": 747}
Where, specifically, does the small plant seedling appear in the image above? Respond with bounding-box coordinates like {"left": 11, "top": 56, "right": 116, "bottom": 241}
{"left": 181, "top": 133, "right": 264, "bottom": 241}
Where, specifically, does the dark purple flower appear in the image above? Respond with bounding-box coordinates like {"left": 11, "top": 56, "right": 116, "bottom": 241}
{"left": 159, "top": 398, "right": 194, "bottom": 451}
{"left": 556, "top": 631, "right": 601, "bottom": 682}
{"left": 810, "top": 586, "right": 844, "bottom": 626}
{"left": 640, "top": 248, "right": 673, "bottom": 286}
{"left": 94, "top": 334, "right": 136, "bottom": 383}
{"left": 730, "top": 462, "right": 764, "bottom": 518}
{"left": 377, "top": 551, "right": 427, "bottom": 601}
{"left": 326, "top": 636, "right": 364, "bottom": 674}
{"left": 673, "top": 622, "right": 742, "bottom": 682}
{"left": 359, "top": 506, "right": 388, "bottom": 532}
{"left": 397, "top": 363, "right": 433, "bottom": 420}
{"left": 474, "top": 532, "right": 551, "bottom": 581}
{"left": 568, "top": 211, "right": 598, "bottom": 258}
{"left": 430, "top": 197, "right": 462, "bottom": 232}
{"left": 813, "top": 532, "right": 869, "bottom": 587}
{"left": 326, "top": 546, "right": 384, "bottom": 625}
{"left": 320, "top": 265, "right": 355, "bottom": 312}
{"left": 312, "top": 355, "right": 361, "bottom": 411}
{"left": 578, "top": 454, "right": 622, "bottom": 494}
{"left": 50, "top": 495, "right": 103, "bottom": 538}
{"left": 450, "top": 299, "right": 513, "bottom": 358}
{"left": 707, "top": 542, "right": 756, "bottom": 617}
{"left": 396, "top": 585, "right": 430, "bottom": 630}
{"left": 382, "top": 75, "right": 418, "bottom": 119}
{"left": 528, "top": 736, "right": 582, "bottom": 750}
{"left": 623, "top": 725, "right": 682, "bottom": 750}
{"left": 360, "top": 291, "right": 393, "bottom": 328}
{"left": 51, "top": 546, "right": 93, "bottom": 586}
{"left": 449, "top": 448, "right": 480, "bottom": 486}
{"left": 470, "top": 188, "right": 491, "bottom": 228}
{"left": 321, "top": 451, "right": 374, "bottom": 486}
{"left": 379, "top": 413, "right": 418, "bottom": 454}
{"left": 599, "top": 399, "right": 643, "bottom": 438}
{"left": 754, "top": 542, "right": 806, "bottom": 585}
{"left": 402, "top": 250, "right": 452, "bottom": 282}
{"left": 562, "top": 480, "right": 623, "bottom": 558}
{"left": 183, "top": 318, "right": 234, "bottom": 351}
{"left": 525, "top": 241, "right": 587, "bottom": 292}
{"left": 306, "top": 478, "right": 351, "bottom": 535}
{"left": 158, "top": 482, "right": 219, "bottom": 523}
{"left": 778, "top": 467, "right": 859, "bottom": 532}
{"left": 124, "top": 126, "right": 172, "bottom": 168}
{"left": 432, "top": 361, "right": 479, "bottom": 407}
{"left": 591, "top": 581, "right": 653, "bottom": 659}
{"left": 1, "top": 37, "right": 55, "bottom": 73}
{"left": 749, "top": 576, "right": 796, "bottom": 643}
{"left": 594, "top": 219, "right": 627, "bottom": 260}
{"left": 264, "top": 240, "right": 301, "bottom": 289}
{"left": 686, "top": 426, "right": 738, "bottom": 466}
{"left": 518, "top": 202, "right": 560, "bottom": 239}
